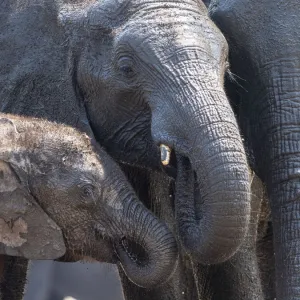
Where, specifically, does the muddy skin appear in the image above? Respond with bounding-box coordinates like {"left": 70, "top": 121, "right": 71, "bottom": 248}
{"left": 0, "top": 113, "right": 178, "bottom": 299}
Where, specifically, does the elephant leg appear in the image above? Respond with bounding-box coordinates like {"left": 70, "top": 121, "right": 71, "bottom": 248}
{"left": 208, "top": 247, "right": 263, "bottom": 300}
{"left": 0, "top": 255, "right": 28, "bottom": 300}
{"left": 257, "top": 222, "right": 275, "bottom": 300}
{"left": 119, "top": 167, "right": 200, "bottom": 300}
{"left": 257, "top": 221, "right": 276, "bottom": 299}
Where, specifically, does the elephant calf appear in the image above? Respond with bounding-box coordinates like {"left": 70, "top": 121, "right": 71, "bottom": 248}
{"left": 0, "top": 113, "right": 177, "bottom": 299}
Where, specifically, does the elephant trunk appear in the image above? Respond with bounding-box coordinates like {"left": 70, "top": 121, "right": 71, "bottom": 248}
{"left": 111, "top": 184, "right": 178, "bottom": 288}
{"left": 254, "top": 67, "right": 300, "bottom": 299}
{"left": 151, "top": 89, "right": 251, "bottom": 264}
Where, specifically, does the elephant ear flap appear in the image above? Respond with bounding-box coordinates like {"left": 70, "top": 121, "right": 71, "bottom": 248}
{"left": 0, "top": 160, "right": 66, "bottom": 260}
{"left": 0, "top": 117, "right": 31, "bottom": 184}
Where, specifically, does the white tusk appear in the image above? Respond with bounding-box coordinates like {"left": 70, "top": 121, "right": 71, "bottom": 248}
{"left": 160, "top": 144, "right": 171, "bottom": 166}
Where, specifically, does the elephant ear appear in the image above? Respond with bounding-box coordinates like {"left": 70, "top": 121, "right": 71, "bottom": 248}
{"left": 0, "top": 117, "right": 17, "bottom": 163}
{"left": 0, "top": 1, "right": 90, "bottom": 132}
{"left": 0, "top": 117, "right": 66, "bottom": 259}
{"left": 0, "top": 160, "right": 66, "bottom": 260}
{"left": 0, "top": 116, "right": 34, "bottom": 183}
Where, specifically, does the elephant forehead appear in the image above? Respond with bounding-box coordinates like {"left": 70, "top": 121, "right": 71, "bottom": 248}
{"left": 66, "top": 154, "right": 105, "bottom": 180}
{"left": 117, "top": 17, "right": 227, "bottom": 64}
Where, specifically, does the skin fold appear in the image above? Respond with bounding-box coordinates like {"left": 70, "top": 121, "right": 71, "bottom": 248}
{"left": 208, "top": 1, "right": 300, "bottom": 299}
{"left": 0, "top": 113, "right": 178, "bottom": 299}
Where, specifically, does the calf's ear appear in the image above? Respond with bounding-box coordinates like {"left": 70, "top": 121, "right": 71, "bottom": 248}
{"left": 0, "top": 117, "right": 31, "bottom": 184}
{"left": 0, "top": 117, "right": 18, "bottom": 163}
{"left": 0, "top": 160, "right": 66, "bottom": 260}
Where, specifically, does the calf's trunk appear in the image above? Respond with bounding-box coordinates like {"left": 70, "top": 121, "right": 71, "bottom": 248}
{"left": 108, "top": 178, "right": 178, "bottom": 288}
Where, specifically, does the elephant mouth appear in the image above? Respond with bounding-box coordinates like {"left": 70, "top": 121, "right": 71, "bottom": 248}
{"left": 94, "top": 227, "right": 149, "bottom": 266}
{"left": 161, "top": 150, "right": 203, "bottom": 220}
{"left": 116, "top": 237, "right": 149, "bottom": 266}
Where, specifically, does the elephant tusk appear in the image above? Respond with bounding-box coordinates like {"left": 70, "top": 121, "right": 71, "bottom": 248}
{"left": 160, "top": 144, "right": 171, "bottom": 166}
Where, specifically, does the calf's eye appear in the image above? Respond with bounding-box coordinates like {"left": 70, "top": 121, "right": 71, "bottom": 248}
{"left": 81, "top": 184, "right": 95, "bottom": 200}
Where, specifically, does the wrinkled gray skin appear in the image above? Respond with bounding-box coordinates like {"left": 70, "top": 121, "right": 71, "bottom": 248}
{"left": 119, "top": 167, "right": 266, "bottom": 300}
{"left": 117, "top": 168, "right": 200, "bottom": 300}
{"left": 74, "top": 0, "right": 251, "bottom": 265}
{"left": 207, "top": 1, "right": 300, "bottom": 299}
{"left": 200, "top": 172, "right": 267, "bottom": 300}
{"left": 0, "top": 114, "right": 177, "bottom": 298}
{"left": 0, "top": 159, "right": 66, "bottom": 260}
{"left": 1, "top": 0, "right": 250, "bottom": 297}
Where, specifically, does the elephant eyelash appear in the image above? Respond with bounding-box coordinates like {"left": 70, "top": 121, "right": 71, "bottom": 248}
{"left": 225, "top": 61, "right": 230, "bottom": 72}
{"left": 225, "top": 69, "right": 248, "bottom": 92}
{"left": 78, "top": 183, "right": 96, "bottom": 201}
{"left": 82, "top": 185, "right": 94, "bottom": 197}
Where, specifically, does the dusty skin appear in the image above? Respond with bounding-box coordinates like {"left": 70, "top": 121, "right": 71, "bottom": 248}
{"left": 0, "top": 113, "right": 177, "bottom": 291}
{"left": 0, "top": 160, "right": 66, "bottom": 260}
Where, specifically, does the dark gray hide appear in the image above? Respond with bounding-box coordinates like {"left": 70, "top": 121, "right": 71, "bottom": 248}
{"left": 119, "top": 167, "right": 267, "bottom": 300}
{"left": 210, "top": 1, "right": 300, "bottom": 299}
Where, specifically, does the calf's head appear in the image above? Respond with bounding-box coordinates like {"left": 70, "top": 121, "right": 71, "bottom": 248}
{"left": 0, "top": 114, "right": 178, "bottom": 288}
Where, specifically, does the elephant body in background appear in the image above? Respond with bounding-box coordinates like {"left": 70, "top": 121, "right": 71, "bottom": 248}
{"left": 209, "top": 1, "right": 300, "bottom": 299}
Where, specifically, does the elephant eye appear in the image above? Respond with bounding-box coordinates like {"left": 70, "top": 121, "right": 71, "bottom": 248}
{"left": 118, "top": 57, "right": 135, "bottom": 78}
{"left": 80, "top": 184, "right": 96, "bottom": 201}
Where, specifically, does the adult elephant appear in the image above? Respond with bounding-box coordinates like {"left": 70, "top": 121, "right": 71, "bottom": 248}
{"left": 75, "top": 0, "right": 251, "bottom": 265}
{"left": 208, "top": 0, "right": 300, "bottom": 299}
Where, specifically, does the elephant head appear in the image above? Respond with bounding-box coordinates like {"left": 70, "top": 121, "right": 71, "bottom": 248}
{"left": 58, "top": 0, "right": 252, "bottom": 264}
{"left": 210, "top": 0, "right": 300, "bottom": 298}
{"left": 0, "top": 114, "right": 178, "bottom": 288}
